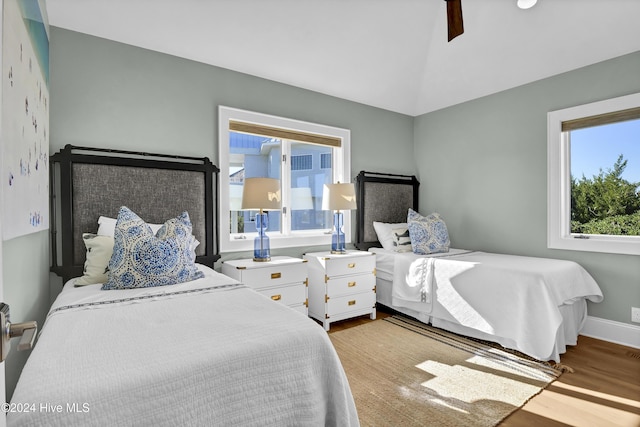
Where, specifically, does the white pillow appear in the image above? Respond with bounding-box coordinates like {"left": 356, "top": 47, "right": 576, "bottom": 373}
{"left": 373, "top": 221, "right": 408, "bottom": 250}
{"left": 74, "top": 233, "right": 115, "bottom": 286}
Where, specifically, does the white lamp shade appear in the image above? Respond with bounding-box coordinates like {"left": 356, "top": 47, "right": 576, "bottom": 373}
{"left": 241, "top": 178, "right": 281, "bottom": 210}
{"left": 322, "top": 183, "right": 357, "bottom": 211}
{"left": 291, "top": 187, "right": 313, "bottom": 210}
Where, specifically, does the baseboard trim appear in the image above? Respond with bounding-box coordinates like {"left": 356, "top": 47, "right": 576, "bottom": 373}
{"left": 581, "top": 315, "right": 640, "bottom": 349}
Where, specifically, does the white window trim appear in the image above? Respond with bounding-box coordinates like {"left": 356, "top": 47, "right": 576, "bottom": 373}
{"left": 219, "top": 106, "right": 352, "bottom": 253}
{"left": 547, "top": 92, "right": 640, "bottom": 256}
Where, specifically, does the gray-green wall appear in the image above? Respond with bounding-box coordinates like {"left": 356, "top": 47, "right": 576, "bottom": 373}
{"left": 48, "top": 27, "right": 415, "bottom": 258}
{"left": 413, "top": 51, "right": 640, "bottom": 324}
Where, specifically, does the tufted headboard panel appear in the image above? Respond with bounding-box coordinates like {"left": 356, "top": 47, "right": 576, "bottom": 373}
{"left": 50, "top": 145, "right": 219, "bottom": 283}
{"left": 355, "top": 171, "right": 419, "bottom": 250}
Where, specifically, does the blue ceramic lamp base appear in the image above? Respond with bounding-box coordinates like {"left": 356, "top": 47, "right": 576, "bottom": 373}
{"left": 253, "top": 212, "right": 271, "bottom": 262}
{"left": 331, "top": 211, "right": 346, "bottom": 254}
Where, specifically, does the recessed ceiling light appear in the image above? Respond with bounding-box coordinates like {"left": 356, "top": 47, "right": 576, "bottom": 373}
{"left": 517, "top": 0, "right": 538, "bottom": 9}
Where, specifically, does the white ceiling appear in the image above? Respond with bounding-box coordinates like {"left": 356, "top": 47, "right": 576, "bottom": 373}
{"left": 45, "top": 0, "right": 640, "bottom": 116}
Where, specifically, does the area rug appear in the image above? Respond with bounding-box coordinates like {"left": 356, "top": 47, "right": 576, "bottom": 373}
{"left": 329, "top": 315, "right": 562, "bottom": 427}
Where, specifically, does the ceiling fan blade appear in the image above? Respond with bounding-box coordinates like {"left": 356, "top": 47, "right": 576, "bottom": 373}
{"left": 445, "top": 0, "right": 464, "bottom": 42}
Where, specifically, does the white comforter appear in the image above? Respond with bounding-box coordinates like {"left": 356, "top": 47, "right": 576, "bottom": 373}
{"left": 9, "top": 265, "right": 359, "bottom": 427}
{"left": 387, "top": 250, "right": 603, "bottom": 362}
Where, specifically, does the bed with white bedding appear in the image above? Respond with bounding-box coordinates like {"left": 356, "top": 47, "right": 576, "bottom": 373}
{"left": 355, "top": 171, "right": 603, "bottom": 362}
{"left": 371, "top": 247, "right": 602, "bottom": 361}
{"left": 9, "top": 146, "right": 358, "bottom": 426}
{"left": 9, "top": 265, "right": 357, "bottom": 426}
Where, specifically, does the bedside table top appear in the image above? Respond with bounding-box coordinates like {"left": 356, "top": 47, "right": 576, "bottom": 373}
{"left": 304, "top": 250, "right": 374, "bottom": 260}
{"left": 223, "top": 256, "right": 307, "bottom": 270}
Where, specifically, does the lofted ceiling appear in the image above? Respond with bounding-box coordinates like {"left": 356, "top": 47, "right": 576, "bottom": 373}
{"left": 45, "top": 0, "right": 640, "bottom": 116}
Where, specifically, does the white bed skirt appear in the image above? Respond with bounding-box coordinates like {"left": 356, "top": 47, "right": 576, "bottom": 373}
{"left": 376, "top": 276, "right": 587, "bottom": 361}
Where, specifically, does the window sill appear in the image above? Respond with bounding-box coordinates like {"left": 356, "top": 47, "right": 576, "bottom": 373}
{"left": 221, "top": 233, "right": 337, "bottom": 253}
{"left": 548, "top": 234, "right": 640, "bottom": 256}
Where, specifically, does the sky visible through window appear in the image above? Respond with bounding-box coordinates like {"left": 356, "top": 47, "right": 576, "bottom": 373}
{"left": 571, "top": 118, "right": 640, "bottom": 184}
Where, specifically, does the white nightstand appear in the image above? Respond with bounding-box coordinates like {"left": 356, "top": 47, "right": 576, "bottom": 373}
{"left": 304, "top": 250, "right": 376, "bottom": 331}
{"left": 221, "top": 256, "right": 308, "bottom": 315}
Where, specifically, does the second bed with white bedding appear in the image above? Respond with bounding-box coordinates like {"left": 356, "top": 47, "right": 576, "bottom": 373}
{"left": 371, "top": 247, "right": 603, "bottom": 362}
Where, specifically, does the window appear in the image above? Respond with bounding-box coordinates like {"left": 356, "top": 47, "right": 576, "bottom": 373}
{"left": 321, "top": 153, "right": 332, "bottom": 169}
{"left": 219, "top": 106, "right": 351, "bottom": 252}
{"left": 547, "top": 92, "right": 640, "bottom": 255}
{"left": 291, "top": 154, "right": 312, "bottom": 171}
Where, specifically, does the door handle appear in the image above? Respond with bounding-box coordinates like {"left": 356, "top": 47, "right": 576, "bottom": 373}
{"left": 10, "top": 321, "right": 38, "bottom": 351}
{"left": 0, "top": 303, "right": 38, "bottom": 362}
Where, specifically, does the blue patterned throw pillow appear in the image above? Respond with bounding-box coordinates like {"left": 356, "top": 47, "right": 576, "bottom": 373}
{"left": 102, "top": 207, "right": 204, "bottom": 290}
{"left": 407, "top": 208, "right": 450, "bottom": 255}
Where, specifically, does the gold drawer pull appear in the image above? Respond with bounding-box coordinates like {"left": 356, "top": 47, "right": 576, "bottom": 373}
{"left": 271, "top": 272, "right": 281, "bottom": 279}
{"left": 348, "top": 281, "right": 356, "bottom": 287}
{"left": 348, "top": 300, "right": 356, "bottom": 306}
{"left": 348, "top": 263, "right": 356, "bottom": 268}
{"left": 271, "top": 294, "right": 282, "bottom": 301}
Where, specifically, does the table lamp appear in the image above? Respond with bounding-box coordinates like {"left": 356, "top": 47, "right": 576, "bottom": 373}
{"left": 322, "top": 182, "right": 357, "bottom": 254}
{"left": 241, "top": 177, "right": 281, "bottom": 261}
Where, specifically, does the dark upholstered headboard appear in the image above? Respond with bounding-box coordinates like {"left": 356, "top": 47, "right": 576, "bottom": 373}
{"left": 50, "top": 145, "right": 219, "bottom": 283}
{"left": 355, "top": 171, "right": 419, "bottom": 250}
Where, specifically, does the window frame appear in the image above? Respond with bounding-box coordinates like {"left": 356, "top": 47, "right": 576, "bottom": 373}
{"left": 547, "top": 92, "right": 640, "bottom": 256}
{"left": 219, "top": 106, "right": 352, "bottom": 253}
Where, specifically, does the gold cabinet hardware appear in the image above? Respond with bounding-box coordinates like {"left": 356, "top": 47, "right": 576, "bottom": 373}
{"left": 348, "top": 300, "right": 356, "bottom": 306}
{"left": 325, "top": 295, "right": 330, "bottom": 303}
{"left": 348, "top": 263, "right": 356, "bottom": 268}
{"left": 348, "top": 281, "right": 356, "bottom": 287}
{"left": 271, "top": 272, "right": 281, "bottom": 279}
{"left": 271, "top": 294, "right": 281, "bottom": 301}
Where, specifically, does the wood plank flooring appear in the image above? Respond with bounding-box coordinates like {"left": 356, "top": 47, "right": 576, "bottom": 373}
{"left": 325, "top": 309, "right": 640, "bottom": 427}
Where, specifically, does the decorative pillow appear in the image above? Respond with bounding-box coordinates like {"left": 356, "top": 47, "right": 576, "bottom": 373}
{"left": 98, "top": 214, "right": 200, "bottom": 254}
{"left": 97, "top": 215, "right": 163, "bottom": 237}
{"left": 373, "top": 221, "right": 408, "bottom": 250}
{"left": 102, "top": 207, "right": 204, "bottom": 290}
{"left": 407, "top": 209, "right": 450, "bottom": 255}
{"left": 391, "top": 226, "right": 412, "bottom": 252}
{"left": 74, "top": 234, "right": 114, "bottom": 286}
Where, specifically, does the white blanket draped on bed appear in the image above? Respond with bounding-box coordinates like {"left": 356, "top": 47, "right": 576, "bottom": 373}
{"left": 9, "top": 265, "right": 359, "bottom": 427}
{"left": 391, "top": 250, "right": 603, "bottom": 361}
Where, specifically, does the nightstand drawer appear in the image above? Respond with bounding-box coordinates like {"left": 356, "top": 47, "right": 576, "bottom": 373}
{"left": 257, "top": 283, "right": 306, "bottom": 307}
{"left": 221, "top": 258, "right": 307, "bottom": 290}
{"left": 327, "top": 274, "right": 376, "bottom": 298}
{"left": 327, "top": 291, "right": 376, "bottom": 316}
{"left": 240, "top": 264, "right": 307, "bottom": 290}
{"left": 324, "top": 253, "right": 375, "bottom": 278}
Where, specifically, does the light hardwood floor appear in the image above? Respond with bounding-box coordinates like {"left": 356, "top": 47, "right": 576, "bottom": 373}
{"left": 326, "top": 309, "right": 640, "bottom": 427}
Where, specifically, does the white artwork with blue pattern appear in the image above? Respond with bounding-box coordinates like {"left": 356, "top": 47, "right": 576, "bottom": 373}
{"left": 2, "top": 0, "right": 50, "bottom": 240}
